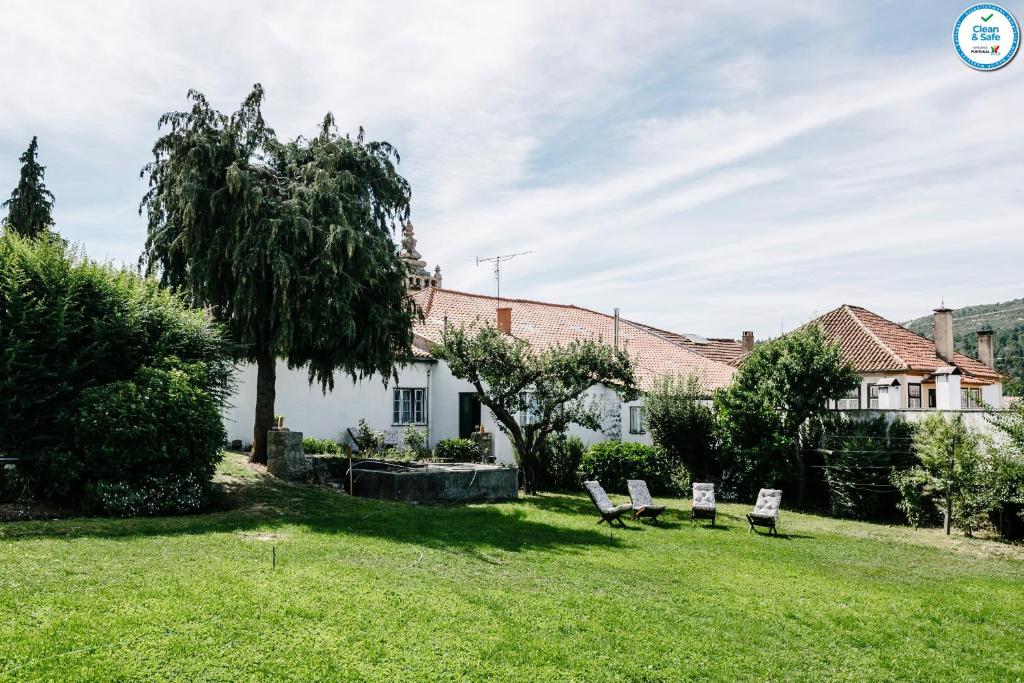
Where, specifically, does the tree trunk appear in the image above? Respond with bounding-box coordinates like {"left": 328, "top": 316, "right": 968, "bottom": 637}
{"left": 795, "top": 434, "right": 806, "bottom": 509}
{"left": 251, "top": 348, "right": 276, "bottom": 465}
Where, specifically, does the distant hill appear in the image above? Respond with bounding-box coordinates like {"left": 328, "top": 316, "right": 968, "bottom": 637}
{"left": 903, "top": 298, "right": 1024, "bottom": 395}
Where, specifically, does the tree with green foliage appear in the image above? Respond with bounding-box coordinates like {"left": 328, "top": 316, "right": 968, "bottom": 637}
{"left": 893, "top": 413, "right": 990, "bottom": 536}
{"left": 715, "top": 325, "right": 859, "bottom": 505}
{"left": 987, "top": 401, "right": 1024, "bottom": 538}
{"left": 141, "top": 85, "right": 416, "bottom": 463}
{"left": 431, "top": 323, "right": 637, "bottom": 493}
{"left": 644, "top": 373, "right": 718, "bottom": 482}
{"left": 0, "top": 232, "right": 231, "bottom": 513}
{"left": 2, "top": 137, "right": 56, "bottom": 238}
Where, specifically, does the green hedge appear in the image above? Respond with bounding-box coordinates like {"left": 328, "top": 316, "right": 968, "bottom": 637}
{"left": 578, "top": 441, "right": 688, "bottom": 496}
{"left": 433, "top": 438, "right": 479, "bottom": 462}
{"left": 303, "top": 437, "right": 343, "bottom": 455}
{"left": 0, "top": 234, "right": 232, "bottom": 514}
{"left": 538, "top": 434, "right": 586, "bottom": 491}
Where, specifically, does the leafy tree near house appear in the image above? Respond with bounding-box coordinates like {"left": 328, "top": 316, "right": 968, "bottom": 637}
{"left": 431, "top": 323, "right": 638, "bottom": 493}
{"left": 892, "top": 413, "right": 990, "bottom": 536}
{"left": 715, "top": 325, "right": 859, "bottom": 505}
{"left": 2, "top": 136, "right": 56, "bottom": 238}
{"left": 645, "top": 373, "right": 719, "bottom": 482}
{"left": 141, "top": 85, "right": 416, "bottom": 463}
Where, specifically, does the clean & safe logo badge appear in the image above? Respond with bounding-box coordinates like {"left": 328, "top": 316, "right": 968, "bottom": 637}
{"left": 953, "top": 4, "right": 1019, "bottom": 70}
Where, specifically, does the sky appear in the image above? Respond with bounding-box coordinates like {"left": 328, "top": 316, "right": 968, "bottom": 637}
{"left": 1, "top": 0, "right": 1021, "bottom": 338}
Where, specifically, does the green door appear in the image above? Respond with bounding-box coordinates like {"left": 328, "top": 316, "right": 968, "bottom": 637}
{"left": 458, "top": 392, "right": 481, "bottom": 439}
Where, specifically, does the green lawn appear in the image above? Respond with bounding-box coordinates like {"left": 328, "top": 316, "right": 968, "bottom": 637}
{"left": 1, "top": 454, "right": 1022, "bottom": 682}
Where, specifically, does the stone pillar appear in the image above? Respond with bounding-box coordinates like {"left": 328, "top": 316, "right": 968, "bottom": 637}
{"left": 267, "top": 430, "right": 307, "bottom": 480}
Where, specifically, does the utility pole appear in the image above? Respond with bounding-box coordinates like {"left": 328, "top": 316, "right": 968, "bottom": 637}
{"left": 475, "top": 252, "right": 532, "bottom": 307}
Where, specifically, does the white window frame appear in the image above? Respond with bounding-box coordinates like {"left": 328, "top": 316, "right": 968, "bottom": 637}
{"left": 393, "top": 387, "right": 427, "bottom": 425}
{"left": 908, "top": 383, "right": 922, "bottom": 409}
{"left": 868, "top": 385, "right": 880, "bottom": 409}
{"left": 628, "top": 405, "right": 646, "bottom": 434}
{"left": 961, "top": 387, "right": 982, "bottom": 409}
{"left": 837, "top": 387, "right": 860, "bottom": 410}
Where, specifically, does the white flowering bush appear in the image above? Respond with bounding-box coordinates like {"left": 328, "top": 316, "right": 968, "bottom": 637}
{"left": 96, "top": 472, "right": 209, "bottom": 517}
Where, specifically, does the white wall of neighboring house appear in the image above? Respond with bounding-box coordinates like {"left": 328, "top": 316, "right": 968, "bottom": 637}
{"left": 982, "top": 382, "right": 1003, "bottom": 408}
{"left": 223, "top": 360, "right": 644, "bottom": 466}
{"left": 834, "top": 372, "right": 1002, "bottom": 412}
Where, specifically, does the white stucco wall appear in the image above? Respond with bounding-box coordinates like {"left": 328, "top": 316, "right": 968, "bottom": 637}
{"left": 223, "top": 360, "right": 642, "bottom": 466}
{"left": 222, "top": 359, "right": 449, "bottom": 448}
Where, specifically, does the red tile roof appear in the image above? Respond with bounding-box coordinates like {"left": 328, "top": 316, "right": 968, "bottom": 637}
{"left": 409, "top": 287, "right": 736, "bottom": 391}
{"left": 625, "top": 321, "right": 746, "bottom": 365}
{"left": 809, "top": 305, "right": 1004, "bottom": 384}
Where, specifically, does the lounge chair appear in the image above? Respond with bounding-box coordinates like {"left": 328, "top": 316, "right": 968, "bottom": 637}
{"left": 583, "top": 480, "right": 633, "bottom": 526}
{"left": 627, "top": 480, "right": 666, "bottom": 524}
{"left": 747, "top": 488, "right": 782, "bottom": 535}
{"left": 691, "top": 483, "right": 716, "bottom": 526}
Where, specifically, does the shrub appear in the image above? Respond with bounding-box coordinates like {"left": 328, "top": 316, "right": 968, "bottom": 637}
{"left": 434, "top": 438, "right": 480, "bottom": 462}
{"left": 403, "top": 426, "right": 428, "bottom": 459}
{"left": 72, "top": 363, "right": 225, "bottom": 512}
{"left": 538, "top": 434, "right": 586, "bottom": 491}
{"left": 353, "top": 418, "right": 386, "bottom": 453}
{"left": 578, "top": 441, "right": 686, "bottom": 496}
{"left": 645, "top": 374, "right": 719, "bottom": 481}
{"left": 0, "top": 233, "right": 232, "bottom": 513}
{"left": 96, "top": 472, "right": 211, "bottom": 517}
{"left": 987, "top": 449, "right": 1024, "bottom": 540}
{"left": 818, "top": 415, "right": 918, "bottom": 521}
{"left": 303, "top": 437, "right": 342, "bottom": 455}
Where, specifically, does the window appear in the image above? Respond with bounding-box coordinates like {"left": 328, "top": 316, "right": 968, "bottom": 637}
{"left": 518, "top": 392, "right": 540, "bottom": 425}
{"left": 928, "top": 388, "right": 936, "bottom": 408}
{"left": 868, "top": 385, "right": 880, "bottom": 409}
{"left": 836, "top": 387, "right": 860, "bottom": 410}
{"left": 629, "top": 405, "right": 646, "bottom": 434}
{"left": 393, "top": 388, "right": 426, "bottom": 424}
{"left": 961, "top": 387, "right": 982, "bottom": 409}
{"left": 908, "top": 383, "right": 922, "bottom": 409}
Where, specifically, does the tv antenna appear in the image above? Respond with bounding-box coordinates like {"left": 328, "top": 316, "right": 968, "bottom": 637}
{"left": 476, "top": 251, "right": 532, "bottom": 306}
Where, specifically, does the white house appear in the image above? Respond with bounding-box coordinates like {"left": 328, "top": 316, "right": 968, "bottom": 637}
{"left": 223, "top": 287, "right": 739, "bottom": 464}
{"left": 808, "top": 305, "right": 1006, "bottom": 411}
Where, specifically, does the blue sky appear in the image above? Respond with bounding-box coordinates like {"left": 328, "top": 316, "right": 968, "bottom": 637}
{"left": 1, "top": 1, "right": 1021, "bottom": 337}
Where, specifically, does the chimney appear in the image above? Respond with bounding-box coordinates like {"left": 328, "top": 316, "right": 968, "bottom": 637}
{"left": 933, "top": 307, "right": 954, "bottom": 363}
{"left": 613, "top": 308, "right": 620, "bottom": 350}
{"left": 977, "top": 330, "right": 994, "bottom": 369}
{"left": 742, "top": 330, "right": 754, "bottom": 354}
{"left": 496, "top": 307, "right": 512, "bottom": 335}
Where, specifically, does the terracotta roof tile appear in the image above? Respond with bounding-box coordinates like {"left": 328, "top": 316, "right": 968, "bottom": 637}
{"left": 409, "top": 287, "right": 736, "bottom": 391}
{"left": 809, "top": 305, "right": 1004, "bottom": 383}
{"left": 625, "top": 321, "right": 746, "bottom": 364}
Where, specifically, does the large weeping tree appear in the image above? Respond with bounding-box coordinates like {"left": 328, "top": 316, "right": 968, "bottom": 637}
{"left": 141, "top": 85, "right": 416, "bottom": 463}
{"left": 2, "top": 136, "right": 56, "bottom": 238}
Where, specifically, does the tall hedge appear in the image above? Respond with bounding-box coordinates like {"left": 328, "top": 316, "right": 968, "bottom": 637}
{"left": 0, "top": 233, "right": 233, "bottom": 513}
{"left": 578, "top": 441, "right": 688, "bottom": 496}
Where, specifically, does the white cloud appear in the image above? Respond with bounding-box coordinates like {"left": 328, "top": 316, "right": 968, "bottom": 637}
{"left": 0, "top": 1, "right": 1020, "bottom": 338}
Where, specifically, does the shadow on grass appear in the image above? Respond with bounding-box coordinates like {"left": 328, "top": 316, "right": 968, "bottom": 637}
{"left": 0, "top": 468, "right": 625, "bottom": 553}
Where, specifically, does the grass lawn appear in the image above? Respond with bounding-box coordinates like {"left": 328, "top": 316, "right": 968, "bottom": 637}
{"left": 1, "top": 453, "right": 1022, "bottom": 682}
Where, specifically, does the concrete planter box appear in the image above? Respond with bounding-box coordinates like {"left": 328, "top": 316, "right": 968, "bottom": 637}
{"left": 351, "top": 461, "right": 518, "bottom": 503}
